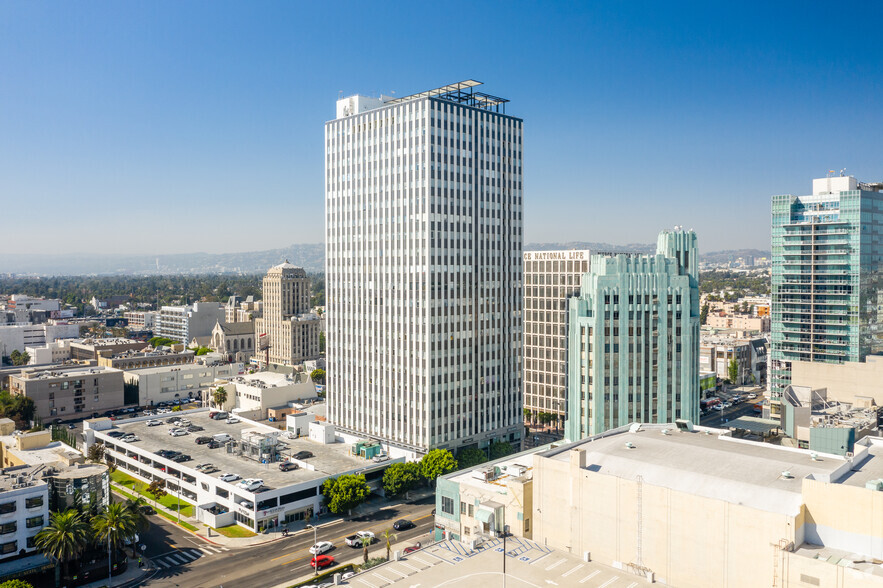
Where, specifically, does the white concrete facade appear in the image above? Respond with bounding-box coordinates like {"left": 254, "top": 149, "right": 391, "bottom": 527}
{"left": 0, "top": 471, "right": 49, "bottom": 562}
{"left": 156, "top": 303, "right": 226, "bottom": 343}
{"left": 124, "top": 362, "right": 242, "bottom": 406}
{"left": 326, "top": 83, "right": 524, "bottom": 453}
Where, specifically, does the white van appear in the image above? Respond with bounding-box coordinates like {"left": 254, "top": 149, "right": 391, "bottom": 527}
{"left": 213, "top": 433, "right": 233, "bottom": 444}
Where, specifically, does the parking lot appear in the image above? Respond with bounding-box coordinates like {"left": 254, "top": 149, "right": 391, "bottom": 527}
{"left": 100, "top": 409, "right": 368, "bottom": 490}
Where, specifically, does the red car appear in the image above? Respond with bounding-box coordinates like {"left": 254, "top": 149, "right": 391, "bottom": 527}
{"left": 403, "top": 543, "right": 422, "bottom": 555}
{"left": 311, "top": 554, "right": 335, "bottom": 569}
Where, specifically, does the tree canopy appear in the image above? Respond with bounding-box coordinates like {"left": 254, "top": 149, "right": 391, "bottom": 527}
{"left": 309, "top": 369, "right": 326, "bottom": 384}
{"left": 321, "top": 474, "right": 370, "bottom": 514}
{"left": 0, "top": 390, "right": 35, "bottom": 429}
{"left": 488, "top": 441, "right": 515, "bottom": 460}
{"left": 419, "top": 449, "right": 457, "bottom": 484}
{"left": 381, "top": 462, "right": 421, "bottom": 497}
{"left": 456, "top": 447, "right": 487, "bottom": 470}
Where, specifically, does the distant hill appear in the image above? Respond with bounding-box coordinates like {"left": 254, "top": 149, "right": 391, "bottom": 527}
{"left": 0, "top": 243, "right": 770, "bottom": 276}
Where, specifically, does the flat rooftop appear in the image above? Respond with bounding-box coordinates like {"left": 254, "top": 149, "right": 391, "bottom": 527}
{"left": 0, "top": 436, "right": 82, "bottom": 466}
{"left": 102, "top": 411, "right": 370, "bottom": 490}
{"left": 542, "top": 424, "right": 862, "bottom": 515}
{"left": 445, "top": 450, "right": 538, "bottom": 493}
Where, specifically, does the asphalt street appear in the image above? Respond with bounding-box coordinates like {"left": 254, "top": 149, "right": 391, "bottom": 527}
{"left": 135, "top": 495, "right": 436, "bottom": 588}
{"left": 699, "top": 389, "right": 762, "bottom": 429}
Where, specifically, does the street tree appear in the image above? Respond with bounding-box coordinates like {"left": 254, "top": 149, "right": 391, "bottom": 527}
{"left": 86, "top": 443, "right": 105, "bottom": 463}
{"left": 700, "top": 303, "right": 709, "bottom": 325}
{"left": 456, "top": 447, "right": 487, "bottom": 470}
{"left": 35, "top": 509, "right": 90, "bottom": 581}
{"left": 146, "top": 479, "right": 167, "bottom": 508}
{"left": 380, "top": 528, "right": 397, "bottom": 560}
{"left": 92, "top": 502, "right": 137, "bottom": 560}
{"left": 728, "top": 358, "right": 739, "bottom": 385}
{"left": 310, "top": 369, "right": 326, "bottom": 385}
{"left": 382, "top": 462, "right": 421, "bottom": 498}
{"left": 489, "top": 441, "right": 514, "bottom": 460}
{"left": 419, "top": 449, "right": 457, "bottom": 485}
{"left": 321, "top": 474, "right": 370, "bottom": 515}
{"left": 360, "top": 534, "right": 372, "bottom": 564}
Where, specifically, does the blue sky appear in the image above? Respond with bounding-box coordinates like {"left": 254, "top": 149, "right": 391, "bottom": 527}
{"left": 2, "top": 1, "right": 881, "bottom": 256}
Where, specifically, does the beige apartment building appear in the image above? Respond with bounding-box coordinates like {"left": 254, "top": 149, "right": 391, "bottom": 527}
{"left": 530, "top": 424, "right": 883, "bottom": 588}
{"left": 522, "top": 250, "right": 591, "bottom": 426}
{"left": 8, "top": 365, "right": 125, "bottom": 420}
{"left": 254, "top": 263, "right": 320, "bottom": 367}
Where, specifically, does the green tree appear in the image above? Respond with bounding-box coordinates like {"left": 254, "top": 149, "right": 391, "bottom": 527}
{"left": 381, "top": 462, "right": 421, "bottom": 498}
{"left": 700, "top": 303, "right": 709, "bottom": 325}
{"left": 310, "top": 369, "right": 326, "bottom": 385}
{"left": 9, "top": 350, "right": 29, "bottom": 366}
{"left": 728, "top": 358, "right": 739, "bottom": 385}
{"left": 360, "top": 534, "right": 372, "bottom": 564}
{"left": 380, "top": 528, "right": 397, "bottom": 561}
{"left": 319, "top": 332, "right": 326, "bottom": 353}
{"left": 86, "top": 442, "right": 105, "bottom": 463}
{"left": 523, "top": 408, "right": 532, "bottom": 423}
{"left": 321, "top": 474, "right": 370, "bottom": 514}
{"left": 146, "top": 479, "right": 167, "bottom": 508}
{"left": 35, "top": 509, "right": 90, "bottom": 580}
{"left": 489, "top": 441, "right": 514, "bottom": 460}
{"left": 456, "top": 447, "right": 487, "bottom": 470}
{"left": 92, "top": 502, "right": 137, "bottom": 561}
{"left": 194, "top": 346, "right": 211, "bottom": 356}
{"left": 419, "top": 449, "right": 457, "bottom": 485}
{"left": 0, "top": 579, "right": 36, "bottom": 588}
{"left": 212, "top": 386, "right": 227, "bottom": 408}
{"left": 0, "top": 390, "right": 36, "bottom": 429}
{"left": 124, "top": 497, "right": 150, "bottom": 556}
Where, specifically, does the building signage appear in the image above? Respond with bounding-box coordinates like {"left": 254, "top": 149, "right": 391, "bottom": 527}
{"left": 259, "top": 505, "right": 286, "bottom": 518}
{"left": 523, "top": 250, "right": 589, "bottom": 261}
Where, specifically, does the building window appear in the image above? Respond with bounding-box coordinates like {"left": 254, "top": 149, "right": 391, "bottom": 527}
{"left": 26, "top": 516, "right": 44, "bottom": 529}
{"left": 0, "top": 541, "right": 16, "bottom": 554}
{"left": 25, "top": 497, "right": 42, "bottom": 509}
{"left": 460, "top": 501, "right": 466, "bottom": 515}
{"left": 216, "top": 488, "right": 229, "bottom": 499}
{"left": 0, "top": 503, "right": 15, "bottom": 515}
{"left": 0, "top": 523, "right": 15, "bottom": 535}
{"left": 441, "top": 496, "right": 454, "bottom": 515}
{"left": 26, "top": 535, "right": 36, "bottom": 549}
{"left": 525, "top": 519, "right": 530, "bottom": 532}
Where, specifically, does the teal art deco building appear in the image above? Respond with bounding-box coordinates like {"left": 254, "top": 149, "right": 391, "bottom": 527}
{"left": 770, "top": 175, "right": 883, "bottom": 416}
{"left": 564, "top": 229, "right": 700, "bottom": 441}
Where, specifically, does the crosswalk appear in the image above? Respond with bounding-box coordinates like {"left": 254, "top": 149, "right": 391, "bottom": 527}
{"left": 152, "top": 545, "right": 229, "bottom": 569}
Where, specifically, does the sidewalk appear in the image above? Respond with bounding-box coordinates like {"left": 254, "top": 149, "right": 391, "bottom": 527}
{"left": 77, "top": 553, "right": 157, "bottom": 588}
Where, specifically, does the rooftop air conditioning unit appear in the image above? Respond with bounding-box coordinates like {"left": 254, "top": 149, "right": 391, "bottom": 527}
{"left": 625, "top": 442, "right": 636, "bottom": 449}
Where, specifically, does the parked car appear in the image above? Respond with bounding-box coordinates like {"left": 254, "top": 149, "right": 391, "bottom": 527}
{"left": 218, "top": 473, "right": 240, "bottom": 483}
{"left": 139, "top": 505, "right": 156, "bottom": 515}
{"left": 169, "top": 428, "right": 188, "bottom": 437}
{"left": 237, "top": 478, "right": 264, "bottom": 492}
{"left": 146, "top": 420, "right": 162, "bottom": 427}
{"left": 225, "top": 417, "right": 240, "bottom": 424}
{"left": 393, "top": 519, "right": 415, "bottom": 531}
{"left": 202, "top": 465, "right": 219, "bottom": 474}
{"left": 345, "top": 531, "right": 375, "bottom": 547}
{"left": 156, "top": 450, "right": 180, "bottom": 458}
{"left": 210, "top": 412, "right": 229, "bottom": 421}
{"left": 238, "top": 499, "right": 254, "bottom": 509}
{"left": 309, "top": 541, "right": 334, "bottom": 555}
{"left": 121, "top": 435, "right": 140, "bottom": 443}
{"left": 195, "top": 436, "right": 213, "bottom": 445}
{"left": 107, "top": 431, "right": 125, "bottom": 438}
{"left": 172, "top": 454, "right": 191, "bottom": 463}
{"left": 372, "top": 454, "right": 390, "bottom": 463}
{"left": 195, "top": 463, "right": 213, "bottom": 471}
{"left": 292, "top": 451, "right": 314, "bottom": 460}
{"left": 403, "top": 543, "right": 422, "bottom": 555}
{"left": 207, "top": 440, "right": 222, "bottom": 449}
{"left": 187, "top": 425, "right": 204, "bottom": 432}
{"left": 278, "top": 462, "right": 299, "bottom": 472}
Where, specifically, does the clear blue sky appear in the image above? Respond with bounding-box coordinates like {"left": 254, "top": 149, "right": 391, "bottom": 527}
{"left": 2, "top": 1, "right": 881, "bottom": 256}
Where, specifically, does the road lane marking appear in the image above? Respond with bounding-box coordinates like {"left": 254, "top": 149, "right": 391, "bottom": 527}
{"left": 580, "top": 570, "right": 601, "bottom": 583}
{"left": 155, "top": 559, "right": 169, "bottom": 568}
{"left": 598, "top": 576, "right": 619, "bottom": 588}
{"left": 168, "top": 553, "right": 189, "bottom": 564}
{"left": 562, "top": 564, "right": 584, "bottom": 577}
{"left": 198, "top": 548, "right": 214, "bottom": 555}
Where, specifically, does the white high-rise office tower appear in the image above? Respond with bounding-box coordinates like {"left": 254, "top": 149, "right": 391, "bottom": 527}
{"left": 326, "top": 81, "right": 523, "bottom": 454}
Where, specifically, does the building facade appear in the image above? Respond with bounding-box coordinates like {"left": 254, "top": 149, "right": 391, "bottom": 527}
{"left": 155, "top": 302, "right": 226, "bottom": 343}
{"left": 0, "top": 469, "right": 48, "bottom": 562}
{"left": 210, "top": 321, "right": 256, "bottom": 364}
{"left": 8, "top": 366, "right": 125, "bottom": 420}
{"left": 770, "top": 175, "right": 883, "bottom": 417}
{"left": 564, "top": 229, "right": 700, "bottom": 441}
{"left": 123, "top": 361, "right": 241, "bottom": 406}
{"left": 326, "top": 81, "right": 523, "bottom": 453}
{"left": 253, "top": 263, "right": 318, "bottom": 367}
{"left": 523, "top": 250, "right": 590, "bottom": 430}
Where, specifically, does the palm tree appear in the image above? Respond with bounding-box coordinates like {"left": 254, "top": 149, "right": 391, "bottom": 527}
{"left": 35, "top": 509, "right": 91, "bottom": 580}
{"left": 124, "top": 497, "right": 150, "bottom": 557}
{"left": 380, "top": 528, "right": 397, "bottom": 561}
{"left": 360, "top": 535, "right": 372, "bottom": 564}
{"left": 92, "top": 502, "right": 137, "bottom": 563}
{"left": 212, "top": 386, "right": 227, "bottom": 408}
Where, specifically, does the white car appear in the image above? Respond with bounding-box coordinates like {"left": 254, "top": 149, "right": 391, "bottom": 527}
{"left": 225, "top": 417, "right": 240, "bottom": 424}
{"left": 747, "top": 393, "right": 757, "bottom": 399}
{"left": 713, "top": 404, "right": 725, "bottom": 411}
{"left": 169, "top": 428, "right": 188, "bottom": 436}
{"left": 146, "top": 420, "right": 161, "bottom": 427}
{"left": 218, "top": 473, "right": 240, "bottom": 483}
{"left": 237, "top": 478, "right": 264, "bottom": 491}
{"left": 345, "top": 530, "right": 375, "bottom": 547}
{"left": 121, "top": 435, "right": 140, "bottom": 443}
{"left": 309, "top": 541, "right": 334, "bottom": 555}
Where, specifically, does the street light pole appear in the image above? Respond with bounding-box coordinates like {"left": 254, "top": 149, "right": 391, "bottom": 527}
{"left": 307, "top": 524, "right": 318, "bottom": 576}
{"left": 502, "top": 532, "right": 507, "bottom": 588}
{"left": 107, "top": 525, "right": 116, "bottom": 586}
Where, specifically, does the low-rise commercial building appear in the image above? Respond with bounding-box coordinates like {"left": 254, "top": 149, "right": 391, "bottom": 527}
{"left": 216, "top": 372, "right": 316, "bottom": 421}
{"left": 123, "top": 311, "right": 157, "bottom": 330}
{"left": 781, "top": 385, "right": 880, "bottom": 455}
{"left": 123, "top": 361, "right": 241, "bottom": 406}
{"left": 0, "top": 323, "right": 79, "bottom": 365}
{"left": 90, "top": 411, "right": 397, "bottom": 532}
{"left": 700, "top": 333, "right": 767, "bottom": 386}
{"left": 25, "top": 339, "right": 73, "bottom": 365}
{"left": 790, "top": 356, "right": 883, "bottom": 406}
{"left": 706, "top": 312, "right": 770, "bottom": 332}
{"left": 8, "top": 365, "right": 125, "bottom": 420}
{"left": 531, "top": 422, "right": 883, "bottom": 588}
{"left": 156, "top": 302, "right": 226, "bottom": 343}
{"left": 0, "top": 467, "right": 49, "bottom": 563}
{"left": 98, "top": 348, "right": 195, "bottom": 370}
{"left": 69, "top": 338, "right": 145, "bottom": 361}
